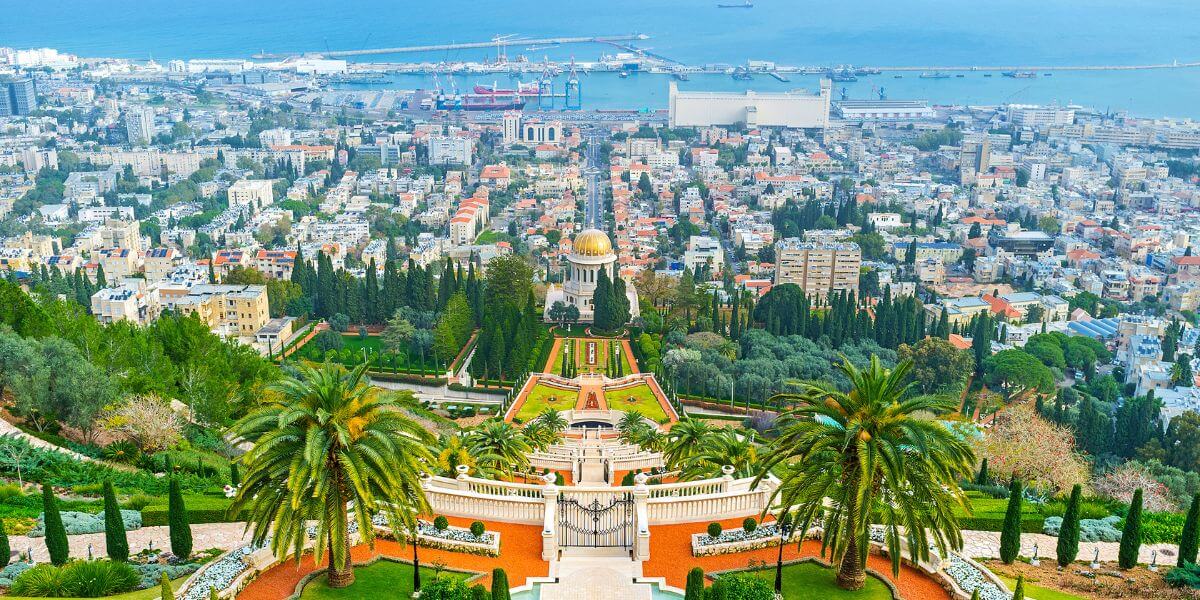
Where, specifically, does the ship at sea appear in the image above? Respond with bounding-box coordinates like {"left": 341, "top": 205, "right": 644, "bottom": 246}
{"left": 1002, "top": 71, "right": 1038, "bottom": 78}
{"left": 919, "top": 71, "right": 951, "bottom": 79}
{"left": 717, "top": 0, "right": 753, "bottom": 7}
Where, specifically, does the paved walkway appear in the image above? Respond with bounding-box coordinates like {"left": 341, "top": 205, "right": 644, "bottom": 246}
{"left": 539, "top": 555, "right": 652, "bottom": 600}
{"left": 20, "top": 522, "right": 251, "bottom": 563}
{"left": 960, "top": 529, "right": 1178, "bottom": 564}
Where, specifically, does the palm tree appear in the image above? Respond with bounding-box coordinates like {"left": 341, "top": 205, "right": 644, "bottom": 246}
{"left": 679, "top": 429, "right": 758, "bottom": 481}
{"left": 230, "top": 363, "right": 434, "bottom": 588}
{"left": 521, "top": 421, "right": 561, "bottom": 452}
{"left": 533, "top": 408, "right": 568, "bottom": 435}
{"left": 756, "top": 356, "right": 974, "bottom": 591}
{"left": 432, "top": 434, "right": 501, "bottom": 479}
{"left": 663, "top": 418, "right": 712, "bottom": 470}
{"left": 618, "top": 410, "right": 645, "bottom": 438}
{"left": 466, "top": 419, "right": 531, "bottom": 480}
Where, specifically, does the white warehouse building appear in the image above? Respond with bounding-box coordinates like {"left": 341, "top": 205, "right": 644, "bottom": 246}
{"left": 668, "top": 80, "right": 831, "bottom": 129}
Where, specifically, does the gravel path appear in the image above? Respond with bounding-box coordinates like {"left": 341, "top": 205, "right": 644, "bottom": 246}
{"left": 18, "top": 522, "right": 253, "bottom": 563}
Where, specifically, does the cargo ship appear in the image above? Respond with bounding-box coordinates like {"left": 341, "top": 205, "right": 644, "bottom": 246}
{"left": 717, "top": 0, "right": 753, "bottom": 7}
{"left": 473, "top": 81, "right": 541, "bottom": 96}
{"left": 1002, "top": 71, "right": 1037, "bottom": 78}
{"left": 435, "top": 92, "right": 526, "bottom": 111}
{"left": 919, "top": 71, "right": 951, "bottom": 79}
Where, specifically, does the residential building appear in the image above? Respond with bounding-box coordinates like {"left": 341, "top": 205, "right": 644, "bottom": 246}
{"left": 774, "top": 238, "right": 861, "bottom": 299}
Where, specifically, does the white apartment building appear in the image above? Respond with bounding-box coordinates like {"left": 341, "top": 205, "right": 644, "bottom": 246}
{"left": 227, "top": 179, "right": 275, "bottom": 209}
{"left": 428, "top": 136, "right": 473, "bottom": 166}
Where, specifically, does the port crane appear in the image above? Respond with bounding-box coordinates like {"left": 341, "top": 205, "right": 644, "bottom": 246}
{"left": 492, "top": 34, "right": 519, "bottom": 63}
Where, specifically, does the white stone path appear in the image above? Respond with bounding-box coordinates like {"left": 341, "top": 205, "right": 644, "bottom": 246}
{"left": 538, "top": 555, "right": 654, "bottom": 600}
{"left": 960, "top": 530, "right": 1178, "bottom": 565}
{"left": 18, "top": 522, "right": 252, "bottom": 564}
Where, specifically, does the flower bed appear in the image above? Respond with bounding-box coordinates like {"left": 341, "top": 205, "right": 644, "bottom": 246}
{"left": 178, "top": 544, "right": 257, "bottom": 600}
{"left": 28, "top": 509, "right": 142, "bottom": 537}
{"left": 690, "top": 523, "right": 804, "bottom": 557}
{"left": 943, "top": 554, "right": 1009, "bottom": 600}
{"left": 372, "top": 514, "right": 500, "bottom": 556}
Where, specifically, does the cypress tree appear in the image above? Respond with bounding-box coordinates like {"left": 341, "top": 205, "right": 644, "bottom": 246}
{"left": 1011, "top": 575, "right": 1024, "bottom": 600}
{"left": 168, "top": 478, "right": 193, "bottom": 559}
{"left": 103, "top": 481, "right": 129, "bottom": 562}
{"left": 1056, "top": 484, "right": 1082, "bottom": 567}
{"left": 975, "top": 458, "right": 989, "bottom": 485}
{"left": 1118, "top": 488, "right": 1143, "bottom": 569}
{"left": 230, "top": 462, "right": 240, "bottom": 487}
{"left": 472, "top": 585, "right": 490, "bottom": 600}
{"left": 1180, "top": 493, "right": 1200, "bottom": 567}
{"left": 160, "top": 572, "right": 173, "bottom": 600}
{"left": 685, "top": 567, "right": 704, "bottom": 600}
{"left": 0, "top": 518, "right": 8, "bottom": 568}
{"left": 970, "top": 590, "right": 979, "bottom": 600}
{"left": 999, "top": 478, "right": 1023, "bottom": 564}
{"left": 42, "top": 484, "right": 68, "bottom": 565}
{"left": 491, "top": 568, "right": 511, "bottom": 600}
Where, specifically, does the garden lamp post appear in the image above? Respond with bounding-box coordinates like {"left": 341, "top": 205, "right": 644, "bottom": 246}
{"left": 774, "top": 514, "right": 792, "bottom": 594}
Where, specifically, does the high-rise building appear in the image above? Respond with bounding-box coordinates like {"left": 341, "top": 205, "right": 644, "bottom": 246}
{"left": 774, "top": 238, "right": 861, "bottom": 299}
{"left": 0, "top": 76, "right": 38, "bottom": 116}
{"left": 123, "top": 107, "right": 155, "bottom": 146}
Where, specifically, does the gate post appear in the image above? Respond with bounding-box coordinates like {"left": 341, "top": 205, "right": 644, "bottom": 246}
{"left": 632, "top": 473, "right": 651, "bottom": 561}
{"left": 541, "top": 472, "right": 559, "bottom": 560}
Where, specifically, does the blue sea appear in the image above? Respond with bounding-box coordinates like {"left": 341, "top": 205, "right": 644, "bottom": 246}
{"left": 5, "top": 0, "right": 1200, "bottom": 118}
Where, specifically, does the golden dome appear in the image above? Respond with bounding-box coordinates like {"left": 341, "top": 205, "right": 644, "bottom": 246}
{"left": 572, "top": 228, "right": 614, "bottom": 257}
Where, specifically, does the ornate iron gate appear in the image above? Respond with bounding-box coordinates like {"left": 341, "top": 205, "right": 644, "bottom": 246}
{"left": 558, "top": 494, "right": 635, "bottom": 548}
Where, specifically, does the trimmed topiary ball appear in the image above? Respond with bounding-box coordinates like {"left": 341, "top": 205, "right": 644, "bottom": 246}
{"left": 434, "top": 516, "right": 449, "bottom": 531}
{"left": 707, "top": 522, "right": 722, "bottom": 539}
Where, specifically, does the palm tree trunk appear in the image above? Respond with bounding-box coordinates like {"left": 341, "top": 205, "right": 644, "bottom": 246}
{"left": 836, "top": 463, "right": 867, "bottom": 591}
{"left": 328, "top": 534, "right": 355, "bottom": 588}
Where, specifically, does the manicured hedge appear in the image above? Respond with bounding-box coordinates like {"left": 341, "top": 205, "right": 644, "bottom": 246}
{"left": 141, "top": 495, "right": 244, "bottom": 526}
{"left": 365, "top": 371, "right": 447, "bottom": 385}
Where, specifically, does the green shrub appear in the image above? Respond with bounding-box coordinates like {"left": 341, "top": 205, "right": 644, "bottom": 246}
{"left": 124, "top": 494, "right": 158, "bottom": 511}
{"left": 470, "top": 521, "right": 485, "bottom": 537}
{"left": 63, "top": 560, "right": 140, "bottom": 597}
{"left": 685, "top": 567, "right": 704, "bottom": 600}
{"left": 0, "top": 437, "right": 216, "bottom": 496}
{"left": 1141, "top": 511, "right": 1187, "bottom": 545}
{"left": 420, "top": 576, "right": 473, "bottom": 599}
{"left": 434, "top": 516, "right": 449, "bottom": 531}
{"left": 742, "top": 518, "right": 757, "bottom": 533}
{"left": 10, "top": 560, "right": 139, "bottom": 597}
{"left": 707, "top": 522, "right": 722, "bottom": 538}
{"left": 710, "top": 572, "right": 773, "bottom": 599}
{"left": 1166, "top": 562, "right": 1200, "bottom": 589}
{"left": 0, "top": 519, "right": 8, "bottom": 568}
{"left": 0, "top": 484, "right": 23, "bottom": 502}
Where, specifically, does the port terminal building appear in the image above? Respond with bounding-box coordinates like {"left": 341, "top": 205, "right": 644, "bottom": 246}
{"left": 667, "top": 79, "right": 831, "bottom": 129}
{"left": 834, "top": 99, "right": 936, "bottom": 121}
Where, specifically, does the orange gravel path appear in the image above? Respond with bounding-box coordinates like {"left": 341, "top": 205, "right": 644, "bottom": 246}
{"left": 642, "top": 517, "right": 951, "bottom": 600}
{"left": 620, "top": 339, "right": 640, "bottom": 374}
{"left": 236, "top": 516, "right": 548, "bottom": 600}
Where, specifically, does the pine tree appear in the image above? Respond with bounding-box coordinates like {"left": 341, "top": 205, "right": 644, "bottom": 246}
{"left": 42, "top": 483, "right": 68, "bottom": 565}
{"left": 168, "top": 477, "right": 193, "bottom": 559}
{"left": 1180, "top": 493, "right": 1200, "bottom": 567}
{"left": 1118, "top": 488, "right": 1143, "bottom": 569}
{"left": 1057, "top": 484, "right": 1082, "bottom": 567}
{"left": 685, "top": 567, "right": 704, "bottom": 600}
{"left": 999, "top": 478, "right": 1023, "bottom": 564}
{"left": 0, "top": 518, "right": 9, "bottom": 568}
{"left": 1011, "top": 575, "right": 1024, "bottom": 600}
{"left": 491, "top": 568, "right": 511, "bottom": 600}
{"left": 103, "top": 480, "right": 129, "bottom": 561}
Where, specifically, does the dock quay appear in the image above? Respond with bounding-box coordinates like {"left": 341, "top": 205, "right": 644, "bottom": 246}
{"left": 253, "top": 34, "right": 648, "bottom": 59}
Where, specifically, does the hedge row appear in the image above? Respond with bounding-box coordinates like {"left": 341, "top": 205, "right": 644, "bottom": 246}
{"left": 958, "top": 516, "right": 1046, "bottom": 534}
{"left": 365, "top": 371, "right": 448, "bottom": 385}
{"left": 141, "top": 496, "right": 244, "bottom": 526}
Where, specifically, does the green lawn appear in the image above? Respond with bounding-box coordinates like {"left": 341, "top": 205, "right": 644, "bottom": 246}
{"left": 299, "top": 560, "right": 467, "bottom": 599}
{"left": 742, "top": 562, "right": 894, "bottom": 599}
{"left": 4, "top": 578, "right": 188, "bottom": 600}
{"left": 998, "top": 576, "right": 1086, "bottom": 600}
{"left": 547, "top": 338, "right": 635, "bottom": 376}
{"left": 604, "top": 382, "right": 669, "bottom": 423}
{"left": 514, "top": 381, "right": 578, "bottom": 422}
